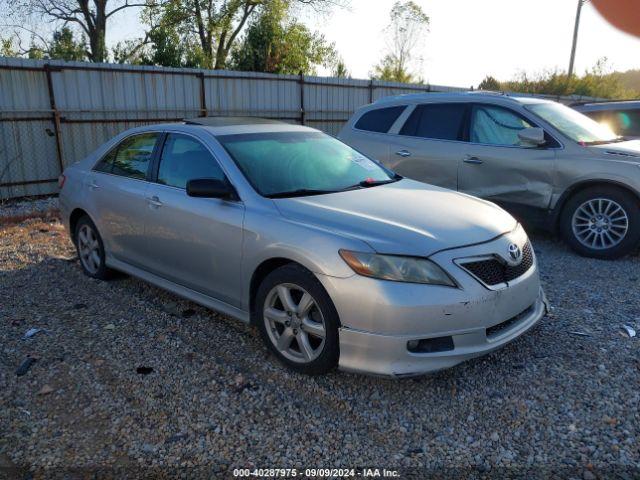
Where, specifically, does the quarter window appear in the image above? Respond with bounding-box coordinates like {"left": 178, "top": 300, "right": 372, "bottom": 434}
{"left": 94, "top": 133, "right": 159, "bottom": 179}
{"left": 157, "top": 134, "right": 226, "bottom": 189}
{"left": 470, "top": 105, "right": 534, "bottom": 146}
{"left": 400, "top": 103, "right": 467, "bottom": 141}
{"left": 354, "top": 106, "right": 406, "bottom": 133}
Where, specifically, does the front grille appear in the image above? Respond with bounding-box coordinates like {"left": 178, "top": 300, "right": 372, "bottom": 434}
{"left": 461, "top": 242, "right": 533, "bottom": 287}
{"left": 486, "top": 304, "right": 534, "bottom": 339}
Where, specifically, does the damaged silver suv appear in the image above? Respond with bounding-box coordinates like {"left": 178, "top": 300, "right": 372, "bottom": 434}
{"left": 339, "top": 92, "right": 640, "bottom": 259}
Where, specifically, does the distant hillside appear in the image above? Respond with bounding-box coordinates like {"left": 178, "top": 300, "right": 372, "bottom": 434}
{"left": 611, "top": 69, "right": 640, "bottom": 95}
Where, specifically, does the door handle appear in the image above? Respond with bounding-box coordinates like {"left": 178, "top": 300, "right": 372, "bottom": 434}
{"left": 463, "top": 155, "right": 484, "bottom": 165}
{"left": 147, "top": 196, "right": 163, "bottom": 208}
{"left": 89, "top": 180, "right": 100, "bottom": 190}
{"left": 395, "top": 149, "right": 412, "bottom": 158}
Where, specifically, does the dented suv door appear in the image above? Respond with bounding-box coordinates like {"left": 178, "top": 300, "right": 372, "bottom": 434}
{"left": 458, "top": 103, "right": 558, "bottom": 211}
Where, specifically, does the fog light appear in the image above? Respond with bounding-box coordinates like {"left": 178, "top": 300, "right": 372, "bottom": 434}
{"left": 407, "top": 336, "right": 454, "bottom": 353}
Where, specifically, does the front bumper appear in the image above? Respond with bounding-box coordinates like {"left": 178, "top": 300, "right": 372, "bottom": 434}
{"left": 337, "top": 287, "right": 548, "bottom": 377}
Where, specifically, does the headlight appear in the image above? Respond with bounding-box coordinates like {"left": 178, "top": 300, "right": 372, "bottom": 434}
{"left": 339, "top": 250, "right": 456, "bottom": 286}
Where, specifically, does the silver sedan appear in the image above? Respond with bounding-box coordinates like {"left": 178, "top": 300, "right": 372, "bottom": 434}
{"left": 58, "top": 117, "right": 548, "bottom": 377}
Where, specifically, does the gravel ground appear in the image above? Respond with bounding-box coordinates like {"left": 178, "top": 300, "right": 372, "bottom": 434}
{"left": 0, "top": 196, "right": 59, "bottom": 220}
{"left": 1, "top": 214, "right": 639, "bottom": 479}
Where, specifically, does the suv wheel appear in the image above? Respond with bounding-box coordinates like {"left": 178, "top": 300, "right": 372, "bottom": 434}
{"left": 74, "top": 216, "right": 113, "bottom": 279}
{"left": 560, "top": 186, "right": 640, "bottom": 259}
{"left": 255, "top": 264, "right": 339, "bottom": 375}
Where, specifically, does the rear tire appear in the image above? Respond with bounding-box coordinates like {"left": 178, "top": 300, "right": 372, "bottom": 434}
{"left": 254, "top": 264, "right": 340, "bottom": 375}
{"left": 560, "top": 186, "right": 640, "bottom": 259}
{"left": 74, "top": 215, "right": 113, "bottom": 280}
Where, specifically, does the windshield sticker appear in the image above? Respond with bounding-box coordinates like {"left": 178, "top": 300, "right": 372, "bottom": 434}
{"left": 351, "top": 154, "right": 378, "bottom": 171}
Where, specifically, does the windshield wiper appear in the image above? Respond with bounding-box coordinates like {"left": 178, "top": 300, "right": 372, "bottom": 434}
{"left": 581, "top": 137, "right": 627, "bottom": 146}
{"left": 265, "top": 188, "right": 338, "bottom": 199}
{"left": 340, "top": 175, "right": 403, "bottom": 192}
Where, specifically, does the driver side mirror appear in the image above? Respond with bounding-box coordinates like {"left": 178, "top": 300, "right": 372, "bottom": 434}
{"left": 186, "top": 178, "right": 236, "bottom": 199}
{"left": 518, "top": 127, "right": 546, "bottom": 147}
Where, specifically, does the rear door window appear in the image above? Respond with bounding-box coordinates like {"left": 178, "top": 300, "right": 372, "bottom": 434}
{"left": 94, "top": 133, "right": 159, "bottom": 179}
{"left": 354, "top": 106, "right": 406, "bottom": 133}
{"left": 400, "top": 103, "right": 467, "bottom": 141}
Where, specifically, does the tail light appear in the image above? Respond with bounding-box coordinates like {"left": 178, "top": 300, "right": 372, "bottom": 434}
{"left": 57, "top": 174, "right": 66, "bottom": 189}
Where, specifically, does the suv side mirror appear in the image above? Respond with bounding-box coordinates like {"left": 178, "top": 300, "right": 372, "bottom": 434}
{"left": 518, "top": 127, "right": 546, "bottom": 147}
{"left": 186, "top": 178, "right": 235, "bottom": 199}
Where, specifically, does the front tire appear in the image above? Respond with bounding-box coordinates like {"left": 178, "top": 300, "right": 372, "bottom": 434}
{"left": 74, "top": 215, "right": 113, "bottom": 280}
{"left": 560, "top": 186, "right": 640, "bottom": 259}
{"left": 255, "top": 264, "right": 340, "bottom": 375}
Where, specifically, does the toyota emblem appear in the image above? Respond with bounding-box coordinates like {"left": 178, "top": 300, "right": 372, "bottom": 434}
{"left": 508, "top": 243, "right": 522, "bottom": 264}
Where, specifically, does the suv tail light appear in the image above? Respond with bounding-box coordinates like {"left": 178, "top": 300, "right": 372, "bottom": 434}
{"left": 57, "top": 174, "right": 66, "bottom": 189}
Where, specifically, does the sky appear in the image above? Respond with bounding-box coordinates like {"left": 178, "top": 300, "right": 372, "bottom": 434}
{"left": 109, "top": 0, "right": 640, "bottom": 88}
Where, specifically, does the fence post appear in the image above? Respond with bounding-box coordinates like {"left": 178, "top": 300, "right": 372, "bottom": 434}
{"left": 369, "top": 79, "right": 374, "bottom": 103}
{"left": 198, "top": 72, "right": 207, "bottom": 117}
{"left": 299, "top": 71, "right": 306, "bottom": 125}
{"left": 44, "top": 64, "right": 65, "bottom": 173}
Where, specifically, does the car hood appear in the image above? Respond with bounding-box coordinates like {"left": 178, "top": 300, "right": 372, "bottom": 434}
{"left": 591, "top": 139, "right": 640, "bottom": 161}
{"left": 273, "top": 179, "right": 517, "bottom": 256}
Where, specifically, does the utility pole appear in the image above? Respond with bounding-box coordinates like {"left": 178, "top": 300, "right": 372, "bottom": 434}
{"left": 568, "top": 0, "right": 588, "bottom": 77}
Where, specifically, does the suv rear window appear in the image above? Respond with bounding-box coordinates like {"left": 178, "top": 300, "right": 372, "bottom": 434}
{"left": 354, "top": 106, "right": 406, "bottom": 133}
{"left": 400, "top": 103, "right": 467, "bottom": 141}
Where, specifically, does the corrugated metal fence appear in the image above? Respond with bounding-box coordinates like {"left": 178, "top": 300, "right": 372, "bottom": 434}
{"left": 0, "top": 56, "right": 600, "bottom": 200}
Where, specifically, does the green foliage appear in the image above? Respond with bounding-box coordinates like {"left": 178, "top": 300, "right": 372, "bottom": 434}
{"left": 371, "top": 1, "right": 429, "bottom": 83}
{"left": 332, "top": 58, "right": 350, "bottom": 78}
{"left": 478, "top": 75, "right": 501, "bottom": 91}
{"left": 48, "top": 27, "right": 87, "bottom": 61}
{"left": 499, "top": 59, "right": 637, "bottom": 100}
{"left": 230, "top": 0, "right": 337, "bottom": 75}
{"left": 1, "top": 37, "right": 18, "bottom": 57}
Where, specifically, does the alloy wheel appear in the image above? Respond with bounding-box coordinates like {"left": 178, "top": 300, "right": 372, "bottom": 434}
{"left": 77, "top": 224, "right": 101, "bottom": 274}
{"left": 263, "top": 283, "right": 326, "bottom": 364}
{"left": 571, "top": 198, "right": 629, "bottom": 250}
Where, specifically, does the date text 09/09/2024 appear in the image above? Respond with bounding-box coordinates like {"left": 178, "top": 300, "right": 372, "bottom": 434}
{"left": 232, "top": 468, "right": 400, "bottom": 478}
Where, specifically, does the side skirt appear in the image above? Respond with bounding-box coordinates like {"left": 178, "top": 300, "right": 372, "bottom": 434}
{"left": 107, "top": 256, "right": 251, "bottom": 324}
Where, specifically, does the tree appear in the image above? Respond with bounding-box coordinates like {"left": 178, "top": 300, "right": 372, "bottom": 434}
{"left": 371, "top": 1, "right": 429, "bottom": 83}
{"left": 500, "top": 59, "right": 636, "bottom": 100}
{"left": 48, "top": 27, "right": 87, "bottom": 60}
{"left": 1, "top": 36, "right": 18, "bottom": 56}
{"left": 332, "top": 58, "right": 349, "bottom": 78}
{"left": 478, "top": 75, "right": 501, "bottom": 91}
{"left": 1, "top": 0, "right": 152, "bottom": 62}
{"left": 229, "top": 0, "right": 337, "bottom": 75}
{"left": 142, "top": 0, "right": 342, "bottom": 70}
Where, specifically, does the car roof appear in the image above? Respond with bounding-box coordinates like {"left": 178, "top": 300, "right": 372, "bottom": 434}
{"left": 126, "top": 117, "right": 315, "bottom": 137}
{"left": 371, "top": 91, "right": 554, "bottom": 107}
{"left": 574, "top": 101, "right": 640, "bottom": 112}
{"left": 184, "top": 116, "right": 286, "bottom": 127}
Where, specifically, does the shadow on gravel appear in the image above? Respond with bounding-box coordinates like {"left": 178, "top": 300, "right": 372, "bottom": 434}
{"left": 2, "top": 228, "right": 639, "bottom": 472}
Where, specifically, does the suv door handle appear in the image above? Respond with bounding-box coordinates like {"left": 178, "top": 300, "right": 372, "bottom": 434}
{"left": 147, "top": 196, "right": 163, "bottom": 208}
{"left": 463, "top": 155, "right": 484, "bottom": 165}
{"left": 395, "top": 149, "right": 411, "bottom": 158}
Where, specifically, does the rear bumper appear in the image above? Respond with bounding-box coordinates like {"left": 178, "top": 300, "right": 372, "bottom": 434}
{"left": 337, "top": 287, "right": 548, "bottom": 377}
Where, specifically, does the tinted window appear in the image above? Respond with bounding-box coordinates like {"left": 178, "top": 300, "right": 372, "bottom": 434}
{"left": 94, "top": 148, "right": 117, "bottom": 173}
{"left": 585, "top": 109, "right": 640, "bottom": 137}
{"left": 94, "top": 133, "right": 158, "bottom": 179}
{"left": 355, "top": 106, "right": 406, "bottom": 133}
{"left": 471, "top": 105, "right": 535, "bottom": 146}
{"left": 400, "top": 103, "right": 466, "bottom": 141}
{"left": 157, "top": 134, "right": 226, "bottom": 189}
{"left": 219, "top": 132, "right": 395, "bottom": 197}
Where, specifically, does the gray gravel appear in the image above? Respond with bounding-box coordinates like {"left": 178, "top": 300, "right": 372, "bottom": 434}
{"left": 0, "top": 196, "right": 59, "bottom": 220}
{"left": 1, "top": 215, "right": 639, "bottom": 478}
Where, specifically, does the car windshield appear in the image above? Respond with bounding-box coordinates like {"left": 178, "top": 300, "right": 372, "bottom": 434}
{"left": 218, "top": 131, "right": 397, "bottom": 198}
{"left": 527, "top": 102, "right": 621, "bottom": 145}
